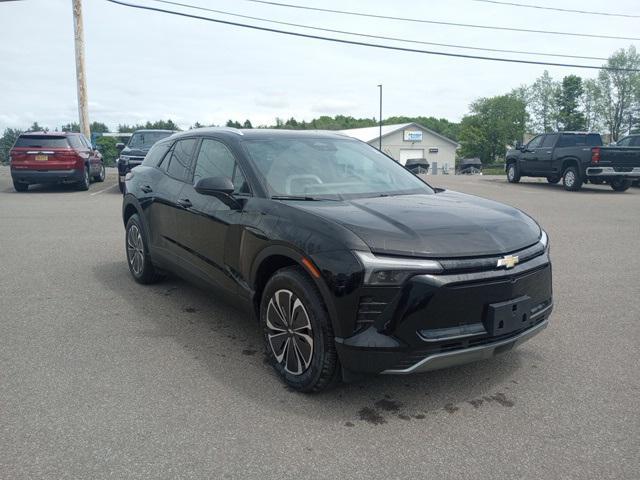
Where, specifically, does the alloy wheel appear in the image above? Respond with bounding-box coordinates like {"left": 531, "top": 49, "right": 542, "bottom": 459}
{"left": 507, "top": 165, "right": 515, "bottom": 181}
{"left": 565, "top": 170, "right": 575, "bottom": 187}
{"left": 266, "top": 289, "right": 314, "bottom": 375}
{"left": 126, "top": 224, "right": 145, "bottom": 276}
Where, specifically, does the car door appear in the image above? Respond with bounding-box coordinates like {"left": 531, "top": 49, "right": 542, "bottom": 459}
{"left": 536, "top": 133, "right": 558, "bottom": 175}
{"left": 144, "top": 138, "right": 198, "bottom": 263}
{"left": 81, "top": 135, "right": 101, "bottom": 175}
{"left": 522, "top": 135, "right": 545, "bottom": 174}
{"left": 173, "top": 137, "right": 251, "bottom": 293}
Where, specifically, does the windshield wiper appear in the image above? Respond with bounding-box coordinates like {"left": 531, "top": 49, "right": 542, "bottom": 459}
{"left": 271, "top": 195, "right": 337, "bottom": 201}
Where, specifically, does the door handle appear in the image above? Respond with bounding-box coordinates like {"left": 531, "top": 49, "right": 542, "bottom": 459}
{"left": 141, "top": 185, "right": 153, "bottom": 193}
{"left": 178, "top": 198, "right": 192, "bottom": 208}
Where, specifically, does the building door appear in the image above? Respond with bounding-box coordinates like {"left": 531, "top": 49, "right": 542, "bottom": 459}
{"left": 399, "top": 149, "right": 424, "bottom": 166}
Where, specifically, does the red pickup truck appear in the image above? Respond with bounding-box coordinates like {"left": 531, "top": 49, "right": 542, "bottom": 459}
{"left": 9, "top": 131, "right": 105, "bottom": 192}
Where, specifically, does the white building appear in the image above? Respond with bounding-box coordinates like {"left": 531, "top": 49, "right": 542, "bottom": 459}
{"left": 340, "top": 122, "right": 459, "bottom": 174}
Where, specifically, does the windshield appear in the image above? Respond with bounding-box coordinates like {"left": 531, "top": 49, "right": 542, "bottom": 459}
{"left": 127, "top": 131, "right": 173, "bottom": 149}
{"left": 14, "top": 136, "right": 69, "bottom": 148}
{"left": 244, "top": 137, "right": 433, "bottom": 199}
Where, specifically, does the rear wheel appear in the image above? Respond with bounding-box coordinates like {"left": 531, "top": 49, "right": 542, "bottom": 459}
{"left": 76, "top": 166, "right": 90, "bottom": 191}
{"left": 93, "top": 163, "right": 106, "bottom": 182}
{"left": 563, "top": 166, "right": 582, "bottom": 191}
{"left": 125, "top": 214, "right": 164, "bottom": 284}
{"left": 610, "top": 178, "right": 631, "bottom": 192}
{"left": 13, "top": 181, "right": 28, "bottom": 192}
{"left": 261, "top": 266, "right": 340, "bottom": 392}
{"left": 546, "top": 175, "right": 560, "bottom": 184}
{"left": 506, "top": 163, "right": 520, "bottom": 183}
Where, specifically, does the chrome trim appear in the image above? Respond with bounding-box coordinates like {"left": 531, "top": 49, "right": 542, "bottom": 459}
{"left": 26, "top": 150, "right": 55, "bottom": 155}
{"left": 587, "top": 166, "right": 640, "bottom": 177}
{"left": 382, "top": 320, "right": 548, "bottom": 374}
{"left": 530, "top": 302, "right": 553, "bottom": 320}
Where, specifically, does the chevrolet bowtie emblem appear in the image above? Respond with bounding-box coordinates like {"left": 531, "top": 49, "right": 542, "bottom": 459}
{"left": 497, "top": 255, "right": 519, "bottom": 269}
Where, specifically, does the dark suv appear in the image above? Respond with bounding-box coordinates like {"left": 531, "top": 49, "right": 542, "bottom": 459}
{"left": 10, "top": 131, "right": 104, "bottom": 192}
{"left": 116, "top": 129, "right": 175, "bottom": 192}
{"left": 122, "top": 128, "right": 553, "bottom": 392}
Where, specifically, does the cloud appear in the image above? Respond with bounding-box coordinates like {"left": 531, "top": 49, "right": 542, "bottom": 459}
{"left": 255, "top": 95, "right": 289, "bottom": 109}
{"left": 311, "top": 99, "right": 359, "bottom": 114}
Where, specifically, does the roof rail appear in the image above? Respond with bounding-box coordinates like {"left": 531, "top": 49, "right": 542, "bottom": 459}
{"left": 190, "top": 126, "right": 244, "bottom": 136}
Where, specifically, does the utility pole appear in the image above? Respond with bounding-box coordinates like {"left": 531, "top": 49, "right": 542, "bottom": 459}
{"left": 72, "top": 0, "right": 90, "bottom": 139}
{"left": 377, "top": 84, "right": 382, "bottom": 151}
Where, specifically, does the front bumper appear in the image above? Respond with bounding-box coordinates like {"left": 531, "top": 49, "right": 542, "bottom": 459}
{"left": 334, "top": 251, "right": 552, "bottom": 375}
{"left": 117, "top": 160, "right": 143, "bottom": 177}
{"left": 586, "top": 166, "right": 640, "bottom": 178}
{"left": 10, "top": 168, "right": 83, "bottom": 184}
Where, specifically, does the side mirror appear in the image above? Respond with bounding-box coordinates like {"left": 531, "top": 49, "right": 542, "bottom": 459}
{"left": 515, "top": 141, "right": 523, "bottom": 151}
{"left": 116, "top": 142, "right": 125, "bottom": 151}
{"left": 194, "top": 176, "right": 241, "bottom": 209}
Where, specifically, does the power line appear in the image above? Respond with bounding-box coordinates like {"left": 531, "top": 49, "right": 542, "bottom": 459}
{"left": 149, "top": 0, "right": 608, "bottom": 61}
{"left": 104, "top": 0, "right": 640, "bottom": 71}
{"left": 244, "top": 0, "right": 640, "bottom": 41}
{"left": 470, "top": 0, "right": 640, "bottom": 19}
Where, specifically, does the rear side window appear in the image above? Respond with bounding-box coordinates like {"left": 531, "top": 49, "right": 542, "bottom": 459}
{"left": 617, "top": 137, "right": 632, "bottom": 147}
{"left": 558, "top": 134, "right": 602, "bottom": 148}
{"left": 166, "top": 138, "right": 197, "bottom": 182}
{"left": 193, "top": 139, "right": 249, "bottom": 194}
{"left": 142, "top": 141, "right": 171, "bottom": 167}
{"left": 67, "top": 136, "right": 85, "bottom": 150}
{"left": 14, "top": 136, "right": 69, "bottom": 148}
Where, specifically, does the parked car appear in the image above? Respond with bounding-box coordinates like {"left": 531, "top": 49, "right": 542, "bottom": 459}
{"left": 116, "top": 129, "right": 175, "bottom": 192}
{"left": 505, "top": 132, "right": 640, "bottom": 191}
{"left": 613, "top": 134, "right": 640, "bottom": 186}
{"left": 10, "top": 131, "right": 104, "bottom": 192}
{"left": 122, "top": 128, "right": 553, "bottom": 392}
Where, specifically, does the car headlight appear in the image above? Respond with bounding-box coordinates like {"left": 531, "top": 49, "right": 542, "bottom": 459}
{"left": 120, "top": 155, "right": 130, "bottom": 164}
{"left": 354, "top": 251, "right": 443, "bottom": 286}
{"left": 540, "top": 230, "right": 549, "bottom": 250}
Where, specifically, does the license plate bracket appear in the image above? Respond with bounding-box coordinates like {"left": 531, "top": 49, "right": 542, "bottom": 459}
{"left": 34, "top": 155, "right": 48, "bottom": 161}
{"left": 486, "top": 295, "right": 532, "bottom": 336}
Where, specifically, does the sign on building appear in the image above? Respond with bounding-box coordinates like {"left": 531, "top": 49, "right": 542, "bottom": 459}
{"left": 403, "top": 130, "right": 423, "bottom": 142}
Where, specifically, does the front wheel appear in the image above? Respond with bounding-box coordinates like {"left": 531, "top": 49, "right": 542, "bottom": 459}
{"left": 261, "top": 266, "right": 340, "bottom": 392}
{"left": 563, "top": 166, "right": 583, "bottom": 191}
{"left": 610, "top": 178, "right": 631, "bottom": 192}
{"left": 506, "top": 163, "right": 520, "bottom": 183}
{"left": 93, "top": 163, "right": 106, "bottom": 182}
{"left": 125, "top": 214, "right": 164, "bottom": 284}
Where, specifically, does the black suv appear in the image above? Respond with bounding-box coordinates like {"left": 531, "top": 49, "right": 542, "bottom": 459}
{"left": 122, "top": 128, "right": 552, "bottom": 392}
{"left": 116, "top": 129, "right": 175, "bottom": 192}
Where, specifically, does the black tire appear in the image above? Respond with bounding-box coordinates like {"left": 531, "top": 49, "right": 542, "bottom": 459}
{"left": 546, "top": 175, "right": 560, "bottom": 184}
{"left": 125, "top": 214, "right": 164, "bottom": 284}
{"left": 506, "top": 162, "right": 520, "bottom": 183}
{"left": 76, "top": 166, "right": 90, "bottom": 191}
{"left": 13, "top": 181, "right": 28, "bottom": 192}
{"left": 590, "top": 178, "right": 605, "bottom": 185}
{"left": 260, "top": 266, "right": 340, "bottom": 392}
{"left": 118, "top": 177, "right": 125, "bottom": 194}
{"left": 610, "top": 178, "right": 631, "bottom": 192}
{"left": 93, "top": 162, "right": 106, "bottom": 182}
{"left": 562, "top": 166, "right": 583, "bottom": 191}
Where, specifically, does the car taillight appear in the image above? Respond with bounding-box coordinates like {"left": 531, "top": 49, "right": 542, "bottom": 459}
{"left": 591, "top": 147, "right": 601, "bottom": 164}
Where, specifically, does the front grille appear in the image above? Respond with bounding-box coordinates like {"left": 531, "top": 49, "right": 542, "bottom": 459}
{"left": 614, "top": 167, "right": 633, "bottom": 172}
{"left": 437, "top": 242, "right": 545, "bottom": 274}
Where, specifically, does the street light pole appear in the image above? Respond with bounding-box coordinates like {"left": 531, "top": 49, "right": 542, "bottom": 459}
{"left": 72, "top": 0, "right": 90, "bottom": 139}
{"left": 377, "top": 84, "right": 382, "bottom": 151}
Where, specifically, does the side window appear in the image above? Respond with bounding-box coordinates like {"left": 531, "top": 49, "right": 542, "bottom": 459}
{"left": 617, "top": 137, "right": 631, "bottom": 147}
{"left": 527, "top": 135, "right": 544, "bottom": 149}
{"left": 143, "top": 141, "right": 171, "bottom": 167}
{"left": 194, "top": 139, "right": 250, "bottom": 194}
{"left": 81, "top": 135, "right": 92, "bottom": 149}
{"left": 541, "top": 134, "right": 557, "bottom": 148}
{"left": 67, "top": 135, "right": 84, "bottom": 150}
{"left": 166, "top": 138, "right": 197, "bottom": 182}
{"left": 633, "top": 137, "right": 640, "bottom": 147}
{"left": 557, "top": 135, "right": 576, "bottom": 148}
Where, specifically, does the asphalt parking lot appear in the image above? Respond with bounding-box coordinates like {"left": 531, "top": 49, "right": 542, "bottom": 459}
{"left": 1, "top": 167, "right": 638, "bottom": 480}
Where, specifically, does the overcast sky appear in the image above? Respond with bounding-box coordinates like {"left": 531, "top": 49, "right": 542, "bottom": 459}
{"left": 0, "top": 0, "right": 638, "bottom": 131}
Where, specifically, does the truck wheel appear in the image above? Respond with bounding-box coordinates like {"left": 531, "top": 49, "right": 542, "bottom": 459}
{"left": 260, "top": 266, "right": 340, "bottom": 392}
{"left": 546, "top": 175, "right": 560, "bottom": 184}
{"left": 563, "top": 166, "right": 582, "bottom": 191}
{"left": 610, "top": 178, "right": 631, "bottom": 192}
{"left": 506, "top": 163, "right": 520, "bottom": 183}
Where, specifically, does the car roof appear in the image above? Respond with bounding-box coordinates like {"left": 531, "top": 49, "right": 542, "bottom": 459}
{"left": 20, "top": 131, "right": 81, "bottom": 137}
{"left": 169, "top": 127, "right": 353, "bottom": 141}
{"left": 131, "top": 129, "right": 176, "bottom": 133}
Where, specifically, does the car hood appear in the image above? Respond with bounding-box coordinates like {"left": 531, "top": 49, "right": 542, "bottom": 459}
{"left": 122, "top": 147, "right": 149, "bottom": 157}
{"left": 291, "top": 191, "right": 541, "bottom": 258}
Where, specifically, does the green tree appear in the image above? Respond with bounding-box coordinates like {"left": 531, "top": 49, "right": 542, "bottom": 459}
{"left": 0, "top": 128, "right": 23, "bottom": 164}
{"left": 529, "top": 71, "right": 560, "bottom": 132}
{"left": 459, "top": 94, "right": 527, "bottom": 164}
{"left": 90, "top": 121, "right": 110, "bottom": 133}
{"left": 595, "top": 46, "right": 640, "bottom": 140}
{"left": 28, "top": 122, "right": 43, "bottom": 132}
{"left": 243, "top": 119, "right": 253, "bottom": 129}
{"left": 582, "top": 79, "right": 602, "bottom": 132}
{"left": 95, "top": 136, "right": 119, "bottom": 166}
{"left": 61, "top": 122, "right": 80, "bottom": 132}
{"left": 226, "top": 120, "right": 243, "bottom": 128}
{"left": 556, "top": 75, "right": 585, "bottom": 131}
